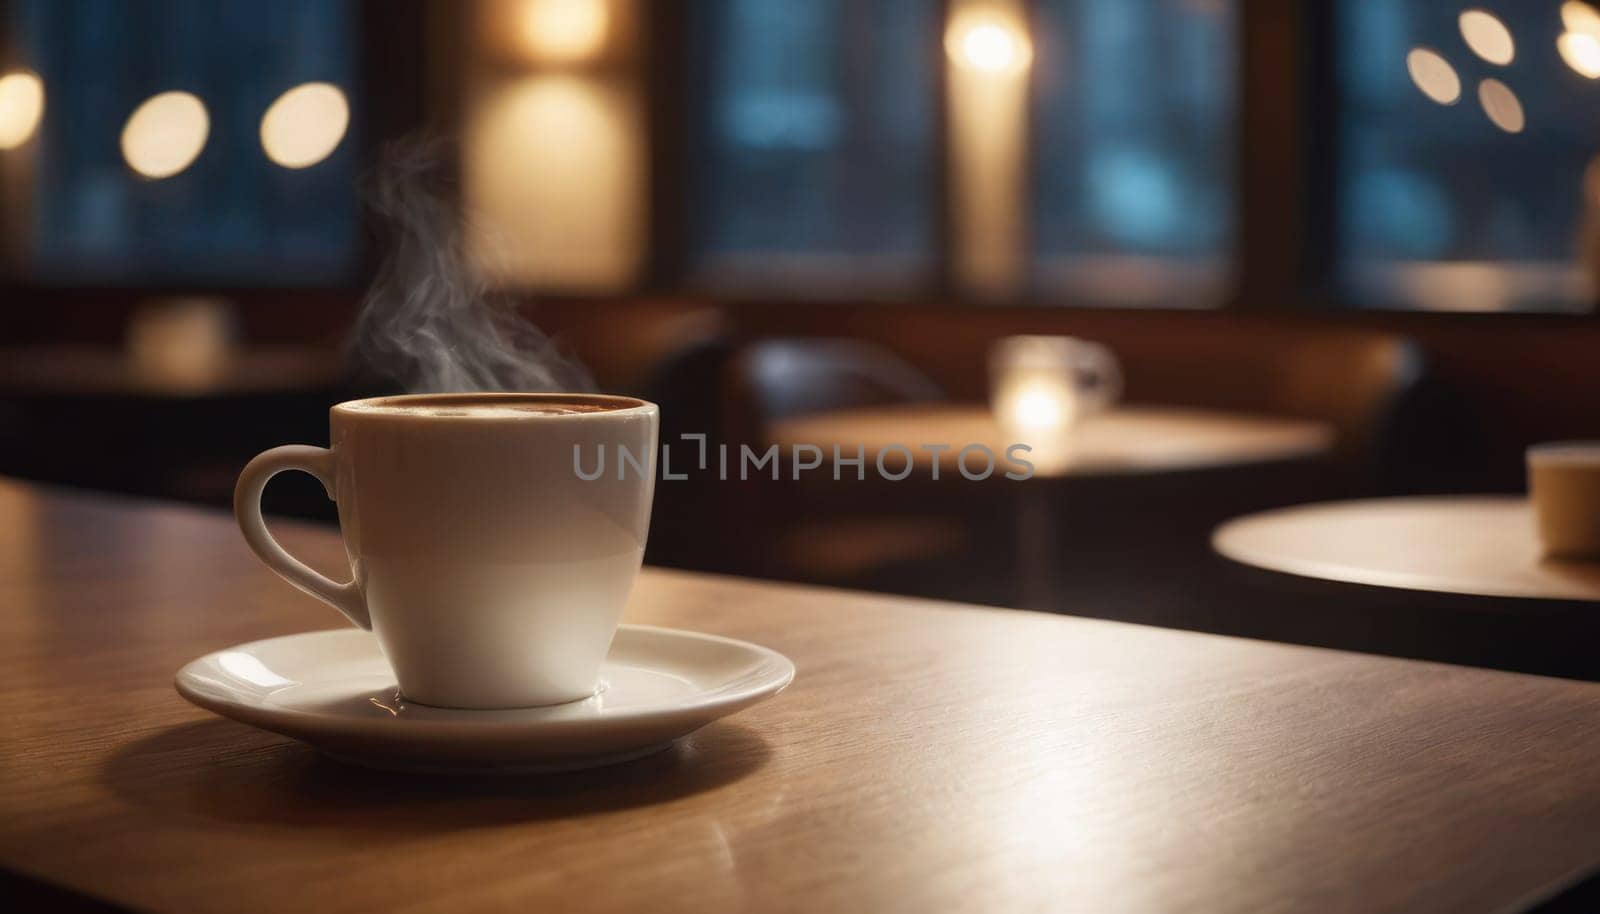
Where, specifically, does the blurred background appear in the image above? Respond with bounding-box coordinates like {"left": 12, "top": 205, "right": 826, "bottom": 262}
{"left": 3, "top": 0, "right": 1599, "bottom": 675}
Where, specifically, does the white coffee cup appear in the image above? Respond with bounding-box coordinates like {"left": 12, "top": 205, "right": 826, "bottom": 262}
{"left": 235, "top": 393, "right": 659, "bottom": 709}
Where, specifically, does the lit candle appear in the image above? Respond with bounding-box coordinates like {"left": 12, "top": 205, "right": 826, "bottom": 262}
{"left": 989, "top": 335, "right": 1122, "bottom": 470}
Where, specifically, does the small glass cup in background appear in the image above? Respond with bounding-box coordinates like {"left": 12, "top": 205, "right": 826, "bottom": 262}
{"left": 989, "top": 335, "right": 1122, "bottom": 436}
{"left": 988, "top": 335, "right": 1122, "bottom": 475}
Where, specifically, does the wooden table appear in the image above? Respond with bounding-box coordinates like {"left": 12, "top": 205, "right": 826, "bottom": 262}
{"left": 4, "top": 479, "right": 1600, "bottom": 913}
{"left": 1213, "top": 496, "right": 1600, "bottom": 602}
{"left": 769, "top": 404, "right": 1334, "bottom": 478}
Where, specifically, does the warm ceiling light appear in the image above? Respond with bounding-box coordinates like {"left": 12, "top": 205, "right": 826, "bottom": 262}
{"left": 1459, "top": 9, "right": 1514, "bottom": 65}
{"left": 260, "top": 82, "right": 349, "bottom": 168}
{"left": 1562, "top": 1, "right": 1600, "bottom": 36}
{"left": 946, "top": 11, "right": 1032, "bottom": 74}
{"left": 1559, "top": 31, "right": 1600, "bottom": 78}
{"left": 1477, "top": 78, "right": 1525, "bottom": 133}
{"left": 520, "top": 0, "right": 608, "bottom": 63}
{"left": 121, "top": 91, "right": 209, "bottom": 179}
{"left": 961, "top": 23, "right": 1028, "bottom": 72}
{"left": 1406, "top": 48, "right": 1461, "bottom": 105}
{"left": 0, "top": 70, "right": 44, "bottom": 149}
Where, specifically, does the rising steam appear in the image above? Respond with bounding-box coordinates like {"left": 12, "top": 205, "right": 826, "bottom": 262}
{"left": 353, "top": 138, "right": 593, "bottom": 394}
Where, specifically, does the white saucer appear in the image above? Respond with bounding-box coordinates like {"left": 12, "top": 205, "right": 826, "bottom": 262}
{"left": 175, "top": 625, "right": 795, "bottom": 774}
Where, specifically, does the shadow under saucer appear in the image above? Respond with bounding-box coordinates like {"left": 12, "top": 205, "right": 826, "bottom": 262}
{"left": 100, "top": 717, "right": 773, "bottom": 835}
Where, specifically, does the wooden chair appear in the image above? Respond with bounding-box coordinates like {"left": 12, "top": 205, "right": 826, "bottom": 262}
{"left": 718, "top": 339, "right": 970, "bottom": 590}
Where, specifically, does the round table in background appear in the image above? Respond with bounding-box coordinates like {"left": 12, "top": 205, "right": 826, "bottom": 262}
{"left": 769, "top": 404, "right": 1335, "bottom": 479}
{"left": 0, "top": 345, "right": 342, "bottom": 397}
{"left": 0, "top": 345, "right": 346, "bottom": 507}
{"left": 1212, "top": 495, "right": 1600, "bottom": 602}
{"left": 770, "top": 404, "right": 1336, "bottom": 608}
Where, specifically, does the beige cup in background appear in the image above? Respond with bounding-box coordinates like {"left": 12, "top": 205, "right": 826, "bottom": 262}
{"left": 1527, "top": 441, "right": 1600, "bottom": 560}
{"left": 235, "top": 393, "right": 659, "bottom": 709}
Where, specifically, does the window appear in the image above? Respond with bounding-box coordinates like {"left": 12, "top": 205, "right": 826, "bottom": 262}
{"left": 1336, "top": 2, "right": 1598, "bottom": 312}
{"left": 1031, "top": 0, "right": 1235, "bottom": 307}
{"left": 7, "top": 0, "right": 360, "bottom": 286}
{"left": 681, "top": 0, "right": 1594, "bottom": 312}
{"left": 686, "top": 0, "right": 1235, "bottom": 305}
{"left": 688, "top": 0, "right": 939, "bottom": 294}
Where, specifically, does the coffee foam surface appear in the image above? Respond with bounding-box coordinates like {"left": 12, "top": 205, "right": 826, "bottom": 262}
{"left": 343, "top": 401, "right": 617, "bottom": 418}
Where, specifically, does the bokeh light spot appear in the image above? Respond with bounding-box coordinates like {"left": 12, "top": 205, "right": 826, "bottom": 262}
{"left": 0, "top": 70, "right": 44, "bottom": 150}
{"left": 1477, "top": 78, "right": 1525, "bottom": 133}
{"left": 121, "top": 91, "right": 209, "bottom": 179}
{"left": 1459, "top": 9, "right": 1515, "bottom": 65}
{"left": 1559, "top": 31, "right": 1600, "bottom": 78}
{"left": 1562, "top": 1, "right": 1600, "bottom": 37}
{"left": 945, "top": 10, "right": 1032, "bottom": 74}
{"left": 519, "top": 0, "right": 608, "bottom": 63}
{"left": 260, "top": 82, "right": 349, "bottom": 168}
{"left": 1406, "top": 48, "right": 1461, "bottom": 105}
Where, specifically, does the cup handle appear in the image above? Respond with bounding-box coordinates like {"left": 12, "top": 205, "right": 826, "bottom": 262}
{"left": 234, "top": 445, "right": 370, "bottom": 630}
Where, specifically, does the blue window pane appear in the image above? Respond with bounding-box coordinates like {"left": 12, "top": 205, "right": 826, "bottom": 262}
{"left": 12, "top": 0, "right": 360, "bottom": 286}
{"left": 690, "top": 0, "right": 937, "bottom": 292}
{"left": 1031, "top": 0, "right": 1235, "bottom": 307}
{"left": 1337, "top": 3, "right": 1596, "bottom": 312}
